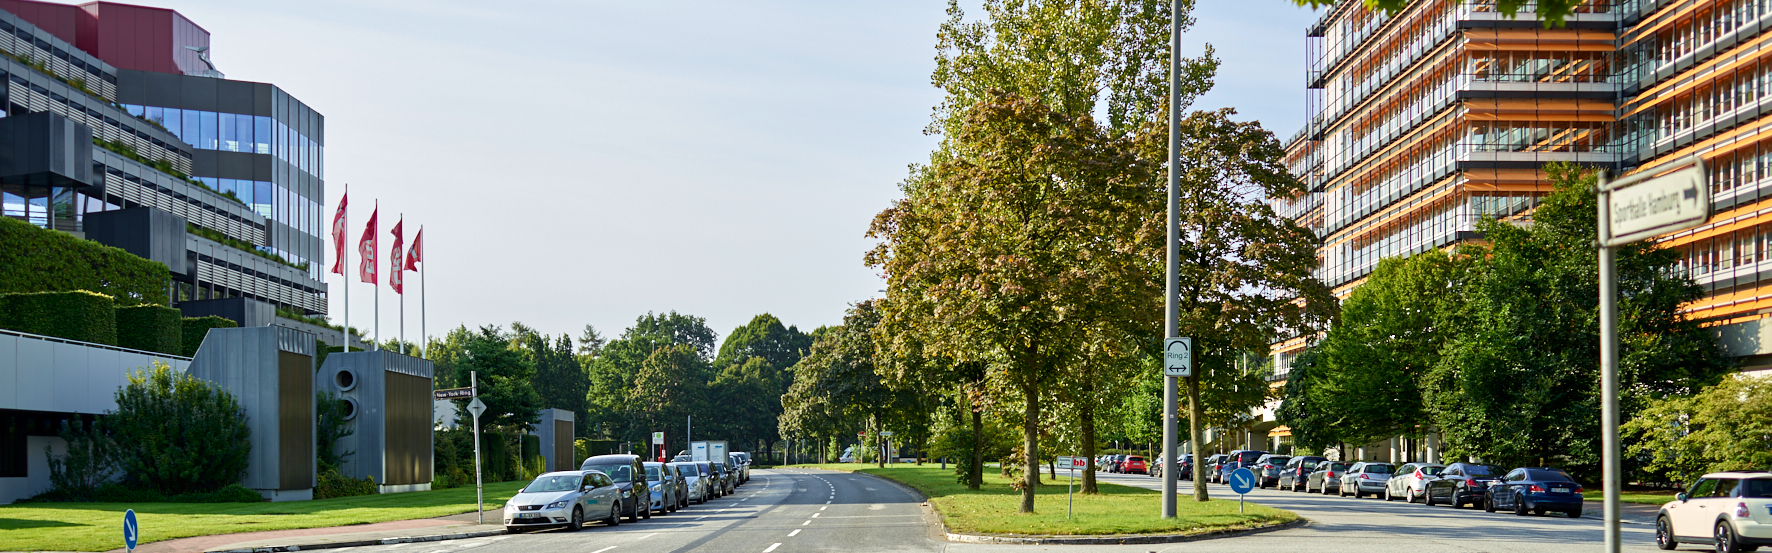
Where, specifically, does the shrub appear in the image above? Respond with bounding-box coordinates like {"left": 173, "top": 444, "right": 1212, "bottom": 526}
{"left": 45, "top": 420, "right": 117, "bottom": 499}
{"left": 115, "top": 305, "right": 182, "bottom": 354}
{"left": 315, "top": 468, "right": 378, "bottom": 499}
{"left": 181, "top": 316, "right": 237, "bottom": 356}
{"left": 107, "top": 362, "right": 251, "bottom": 495}
{"left": 1626, "top": 373, "right": 1772, "bottom": 484}
{"left": 0, "top": 217, "right": 170, "bottom": 306}
{"left": 0, "top": 291, "right": 117, "bottom": 344}
{"left": 316, "top": 391, "right": 355, "bottom": 473}
{"left": 483, "top": 432, "right": 511, "bottom": 482}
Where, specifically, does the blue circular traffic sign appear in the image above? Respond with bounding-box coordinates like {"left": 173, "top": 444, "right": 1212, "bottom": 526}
{"left": 123, "top": 509, "right": 138, "bottom": 551}
{"left": 1229, "top": 467, "right": 1256, "bottom": 495}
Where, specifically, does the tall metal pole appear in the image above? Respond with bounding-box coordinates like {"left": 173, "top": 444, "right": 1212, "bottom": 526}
{"left": 1160, "top": 0, "right": 1183, "bottom": 520}
{"left": 420, "top": 226, "right": 426, "bottom": 359}
{"left": 1597, "top": 179, "right": 1621, "bottom": 553}
{"left": 342, "top": 184, "right": 349, "bottom": 351}
{"left": 398, "top": 214, "right": 404, "bottom": 355}
{"left": 472, "top": 370, "right": 484, "bottom": 524}
{"left": 373, "top": 199, "right": 380, "bottom": 351}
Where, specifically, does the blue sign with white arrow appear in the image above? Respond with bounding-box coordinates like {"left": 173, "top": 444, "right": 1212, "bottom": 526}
{"left": 1229, "top": 467, "right": 1256, "bottom": 495}
{"left": 123, "top": 508, "right": 138, "bottom": 552}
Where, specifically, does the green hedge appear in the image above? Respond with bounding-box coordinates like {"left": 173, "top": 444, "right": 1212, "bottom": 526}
{"left": 116, "top": 305, "right": 183, "bottom": 354}
{"left": 0, "top": 291, "right": 117, "bottom": 345}
{"left": 181, "top": 316, "right": 237, "bottom": 356}
{"left": 0, "top": 217, "right": 170, "bottom": 306}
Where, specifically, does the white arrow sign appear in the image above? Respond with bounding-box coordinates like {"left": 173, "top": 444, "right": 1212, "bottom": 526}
{"left": 466, "top": 397, "right": 486, "bottom": 420}
{"left": 1601, "top": 157, "right": 1710, "bottom": 246}
{"left": 1164, "top": 337, "right": 1193, "bottom": 377}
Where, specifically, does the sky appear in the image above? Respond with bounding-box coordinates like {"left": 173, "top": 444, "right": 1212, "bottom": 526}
{"left": 162, "top": 0, "right": 1320, "bottom": 346}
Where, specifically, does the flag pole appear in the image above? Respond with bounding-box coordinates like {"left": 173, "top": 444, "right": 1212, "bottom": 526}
{"left": 399, "top": 214, "right": 405, "bottom": 356}
{"left": 342, "top": 183, "right": 349, "bottom": 352}
{"left": 420, "top": 225, "right": 427, "bottom": 359}
{"left": 374, "top": 199, "right": 380, "bottom": 352}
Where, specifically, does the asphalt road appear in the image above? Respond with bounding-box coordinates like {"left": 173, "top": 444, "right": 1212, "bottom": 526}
{"left": 327, "top": 468, "right": 1697, "bottom": 553}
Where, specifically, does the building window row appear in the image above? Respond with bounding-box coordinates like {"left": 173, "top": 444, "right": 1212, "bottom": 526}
{"left": 1327, "top": 125, "right": 1461, "bottom": 232}
{"left": 1324, "top": 55, "right": 1460, "bottom": 179}
{"left": 1625, "top": 0, "right": 1771, "bottom": 77}
{"left": 1467, "top": 120, "right": 1614, "bottom": 153}
{"left": 121, "top": 104, "right": 323, "bottom": 179}
{"left": 1320, "top": 8, "right": 1458, "bottom": 131}
{"left": 1469, "top": 50, "right": 1614, "bottom": 83}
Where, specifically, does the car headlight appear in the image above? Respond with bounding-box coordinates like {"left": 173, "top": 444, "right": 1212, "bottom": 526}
{"left": 546, "top": 500, "right": 569, "bottom": 509}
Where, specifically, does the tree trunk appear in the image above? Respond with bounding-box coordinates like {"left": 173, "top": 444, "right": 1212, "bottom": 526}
{"left": 968, "top": 404, "right": 984, "bottom": 490}
{"left": 873, "top": 416, "right": 884, "bottom": 469}
{"left": 1020, "top": 374, "right": 1040, "bottom": 513}
{"left": 1081, "top": 396, "right": 1098, "bottom": 493}
{"left": 1188, "top": 373, "right": 1210, "bottom": 502}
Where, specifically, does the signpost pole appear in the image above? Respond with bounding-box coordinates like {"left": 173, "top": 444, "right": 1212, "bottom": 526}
{"left": 1066, "top": 456, "right": 1074, "bottom": 520}
{"left": 1598, "top": 178, "right": 1622, "bottom": 553}
{"left": 1161, "top": 0, "right": 1183, "bottom": 521}
{"left": 471, "top": 371, "right": 483, "bottom": 525}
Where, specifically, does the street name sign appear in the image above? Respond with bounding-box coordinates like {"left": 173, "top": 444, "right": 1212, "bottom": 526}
{"left": 1163, "top": 337, "right": 1193, "bottom": 377}
{"left": 433, "top": 387, "right": 474, "bottom": 400}
{"left": 880, "top": 431, "right": 894, "bottom": 437}
{"left": 1600, "top": 157, "right": 1709, "bottom": 246}
{"left": 123, "top": 509, "right": 138, "bottom": 553}
{"left": 466, "top": 397, "right": 486, "bottom": 419}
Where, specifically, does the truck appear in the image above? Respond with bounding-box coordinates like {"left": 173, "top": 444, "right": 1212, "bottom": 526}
{"left": 691, "top": 440, "right": 728, "bottom": 464}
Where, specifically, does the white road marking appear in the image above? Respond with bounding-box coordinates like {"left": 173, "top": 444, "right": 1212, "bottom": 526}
{"left": 789, "top": 529, "right": 802, "bottom": 537}
{"left": 696, "top": 516, "right": 708, "bottom": 520}
{"left": 811, "top": 513, "right": 820, "bottom": 518}
{"left": 591, "top": 547, "right": 617, "bottom": 553}
{"left": 764, "top": 544, "right": 782, "bottom": 553}
{"left": 802, "top": 520, "right": 811, "bottom": 525}
{"left": 819, "top": 506, "right": 826, "bottom": 510}
{"left": 636, "top": 533, "right": 657, "bottom": 540}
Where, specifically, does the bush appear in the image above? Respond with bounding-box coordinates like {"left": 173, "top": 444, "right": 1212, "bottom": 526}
{"left": 317, "top": 391, "right": 355, "bottom": 474}
{"left": 0, "top": 217, "right": 170, "bottom": 306}
{"left": 315, "top": 468, "right": 378, "bottom": 499}
{"left": 181, "top": 316, "right": 237, "bottom": 356}
{"left": 45, "top": 420, "right": 116, "bottom": 499}
{"left": 0, "top": 291, "right": 117, "bottom": 345}
{"left": 115, "top": 305, "right": 182, "bottom": 354}
{"left": 483, "top": 432, "right": 511, "bottom": 482}
{"left": 1626, "top": 373, "right": 1772, "bottom": 483}
{"left": 107, "top": 362, "right": 251, "bottom": 495}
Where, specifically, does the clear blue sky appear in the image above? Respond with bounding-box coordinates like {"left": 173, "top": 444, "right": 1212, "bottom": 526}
{"left": 167, "top": 0, "right": 1319, "bottom": 344}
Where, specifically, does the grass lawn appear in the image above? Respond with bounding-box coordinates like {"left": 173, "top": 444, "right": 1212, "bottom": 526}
{"left": 787, "top": 463, "right": 1296, "bottom": 537}
{"left": 0, "top": 480, "right": 526, "bottom": 552}
{"left": 1585, "top": 489, "right": 1680, "bottom": 505}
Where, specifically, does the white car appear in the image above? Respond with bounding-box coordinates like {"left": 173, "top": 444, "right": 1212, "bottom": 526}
{"left": 504, "top": 470, "right": 625, "bottom": 532}
{"left": 669, "top": 461, "right": 712, "bottom": 504}
{"left": 1383, "top": 462, "right": 1444, "bottom": 503}
{"left": 1656, "top": 471, "right": 1772, "bottom": 552}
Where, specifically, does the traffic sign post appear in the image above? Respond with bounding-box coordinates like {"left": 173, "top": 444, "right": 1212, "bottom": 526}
{"left": 467, "top": 372, "right": 487, "bottom": 525}
{"left": 1596, "top": 157, "right": 1709, "bottom": 553}
{"left": 1229, "top": 467, "right": 1255, "bottom": 513}
{"left": 1056, "top": 456, "right": 1086, "bottom": 519}
{"left": 1162, "top": 336, "right": 1192, "bottom": 518}
{"left": 881, "top": 431, "right": 894, "bottom": 464}
{"left": 123, "top": 509, "right": 138, "bottom": 553}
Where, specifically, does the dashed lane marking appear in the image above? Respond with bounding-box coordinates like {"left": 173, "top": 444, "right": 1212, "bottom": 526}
{"left": 811, "top": 513, "right": 819, "bottom": 518}
{"left": 764, "top": 544, "right": 782, "bottom": 553}
{"left": 591, "top": 547, "right": 616, "bottom": 553}
{"left": 802, "top": 520, "right": 811, "bottom": 525}
{"left": 819, "top": 506, "right": 826, "bottom": 510}
{"left": 788, "top": 529, "right": 801, "bottom": 537}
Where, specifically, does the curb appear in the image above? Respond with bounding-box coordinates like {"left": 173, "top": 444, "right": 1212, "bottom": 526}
{"left": 206, "top": 529, "right": 506, "bottom": 553}
{"left": 785, "top": 467, "right": 1308, "bottom": 546}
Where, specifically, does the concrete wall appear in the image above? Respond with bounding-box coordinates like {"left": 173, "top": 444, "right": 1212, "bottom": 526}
{"left": 315, "top": 350, "right": 433, "bottom": 493}
{"left": 0, "top": 329, "right": 191, "bottom": 415}
{"left": 533, "top": 409, "right": 575, "bottom": 472}
{"left": 186, "top": 326, "right": 315, "bottom": 501}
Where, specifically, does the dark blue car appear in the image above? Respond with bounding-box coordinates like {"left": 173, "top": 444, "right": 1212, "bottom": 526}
{"left": 1483, "top": 467, "right": 1584, "bottom": 518}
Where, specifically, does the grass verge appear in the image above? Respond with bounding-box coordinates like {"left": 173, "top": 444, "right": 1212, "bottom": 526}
{"left": 787, "top": 463, "right": 1296, "bottom": 537}
{"left": 0, "top": 481, "right": 526, "bottom": 552}
{"left": 1586, "top": 489, "right": 1679, "bottom": 505}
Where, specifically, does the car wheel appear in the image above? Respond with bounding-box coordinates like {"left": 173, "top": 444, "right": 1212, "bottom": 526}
{"left": 1338, "top": 485, "right": 1347, "bottom": 497}
{"left": 506, "top": 526, "right": 522, "bottom": 534}
{"left": 1407, "top": 488, "right": 1418, "bottom": 503}
{"left": 1354, "top": 487, "right": 1365, "bottom": 499}
{"left": 1656, "top": 516, "right": 1678, "bottom": 550}
{"left": 1450, "top": 493, "right": 1463, "bottom": 509}
{"left": 1425, "top": 490, "right": 1436, "bottom": 507}
{"left": 1485, "top": 495, "right": 1496, "bottom": 513}
{"left": 608, "top": 504, "right": 621, "bottom": 526}
{"left": 1566, "top": 509, "right": 1581, "bottom": 519}
{"left": 643, "top": 502, "right": 653, "bottom": 519}
{"left": 569, "top": 507, "right": 584, "bottom": 532}
{"left": 1718, "top": 521, "right": 1745, "bottom": 553}
{"left": 1514, "top": 498, "right": 1528, "bottom": 516}
{"left": 627, "top": 501, "right": 640, "bottom": 523}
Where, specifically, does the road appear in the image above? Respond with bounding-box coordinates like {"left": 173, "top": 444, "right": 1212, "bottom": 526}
{"left": 326, "top": 468, "right": 1695, "bottom": 553}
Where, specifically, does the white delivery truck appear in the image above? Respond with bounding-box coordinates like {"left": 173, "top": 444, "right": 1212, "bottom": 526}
{"left": 691, "top": 440, "right": 729, "bottom": 464}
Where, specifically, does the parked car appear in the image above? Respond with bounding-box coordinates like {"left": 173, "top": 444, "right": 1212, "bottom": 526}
{"left": 1203, "top": 454, "right": 1231, "bottom": 483}
{"left": 1176, "top": 454, "right": 1195, "bottom": 480}
{"left": 672, "top": 461, "right": 712, "bottom": 504}
{"left": 1338, "top": 462, "right": 1394, "bottom": 498}
{"left": 1279, "top": 456, "right": 1327, "bottom": 492}
{"left": 641, "top": 461, "right": 680, "bottom": 514}
{"left": 1383, "top": 462, "right": 1445, "bottom": 503}
{"left": 731, "top": 452, "right": 752, "bottom": 483}
{"left": 1309, "top": 461, "right": 1353, "bottom": 494}
{"left": 1215, "top": 450, "right": 1267, "bottom": 484}
{"left": 1483, "top": 467, "right": 1583, "bottom": 518}
{"left": 1252, "top": 454, "right": 1293, "bottom": 489}
{"left": 504, "top": 470, "right": 624, "bottom": 532}
{"left": 1423, "top": 462, "right": 1504, "bottom": 508}
{"left": 1122, "top": 455, "right": 1148, "bottom": 474}
{"left": 665, "top": 463, "right": 690, "bottom": 507}
{"left": 1656, "top": 471, "right": 1772, "bottom": 551}
{"left": 709, "top": 461, "right": 735, "bottom": 495}
{"left": 695, "top": 461, "right": 722, "bottom": 498}
{"left": 580, "top": 454, "right": 651, "bottom": 522}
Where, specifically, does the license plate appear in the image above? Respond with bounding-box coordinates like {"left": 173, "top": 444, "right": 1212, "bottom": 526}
{"left": 517, "top": 513, "right": 540, "bottom": 519}
{"left": 1551, "top": 487, "right": 1569, "bottom": 494}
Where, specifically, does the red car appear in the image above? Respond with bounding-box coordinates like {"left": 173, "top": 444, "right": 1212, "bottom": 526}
{"left": 1122, "top": 456, "right": 1148, "bottom": 474}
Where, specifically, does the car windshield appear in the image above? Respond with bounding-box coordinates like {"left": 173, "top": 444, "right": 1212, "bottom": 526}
{"left": 1420, "top": 466, "right": 1443, "bottom": 476}
{"left": 1462, "top": 464, "right": 1500, "bottom": 476}
{"left": 1325, "top": 462, "right": 1351, "bottom": 471}
{"left": 645, "top": 466, "right": 661, "bottom": 480}
{"left": 586, "top": 464, "right": 634, "bottom": 483}
{"left": 678, "top": 464, "right": 700, "bottom": 476}
{"left": 1741, "top": 479, "right": 1772, "bottom": 498}
{"left": 1364, "top": 464, "right": 1394, "bottom": 474}
{"left": 1526, "top": 469, "right": 1573, "bottom": 482}
{"left": 526, "top": 475, "right": 580, "bottom": 493}
{"left": 1128, "top": 457, "right": 1144, "bottom": 462}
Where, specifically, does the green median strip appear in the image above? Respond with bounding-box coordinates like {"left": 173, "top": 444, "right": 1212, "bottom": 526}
{"left": 0, "top": 481, "right": 526, "bottom": 552}
{"left": 787, "top": 463, "right": 1296, "bottom": 537}
{"left": 1584, "top": 490, "right": 1680, "bottom": 506}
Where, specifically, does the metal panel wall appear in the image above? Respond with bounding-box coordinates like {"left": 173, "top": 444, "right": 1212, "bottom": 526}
{"left": 383, "top": 372, "right": 429, "bottom": 486}
{"left": 554, "top": 420, "right": 573, "bottom": 472}
{"left": 277, "top": 350, "right": 311, "bottom": 491}
{"left": 185, "top": 325, "right": 313, "bottom": 498}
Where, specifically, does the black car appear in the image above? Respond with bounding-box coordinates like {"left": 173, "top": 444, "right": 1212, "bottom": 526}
{"left": 580, "top": 454, "right": 651, "bottom": 522}
{"left": 1202, "top": 454, "right": 1231, "bottom": 483}
{"left": 1252, "top": 454, "right": 1293, "bottom": 488}
{"left": 1279, "top": 456, "right": 1328, "bottom": 492}
{"left": 1176, "top": 454, "right": 1195, "bottom": 480}
{"left": 1483, "top": 467, "right": 1584, "bottom": 518}
{"left": 1423, "top": 462, "right": 1504, "bottom": 508}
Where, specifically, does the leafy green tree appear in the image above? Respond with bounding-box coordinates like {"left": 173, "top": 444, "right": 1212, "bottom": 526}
{"left": 1426, "top": 163, "right": 1728, "bottom": 477}
{"left": 1625, "top": 373, "right": 1772, "bottom": 483}
{"left": 514, "top": 322, "right": 586, "bottom": 415}
{"left": 445, "top": 325, "right": 542, "bottom": 433}
{"left": 780, "top": 302, "right": 921, "bottom": 468}
{"left": 316, "top": 390, "right": 356, "bottom": 473}
{"left": 712, "top": 314, "right": 812, "bottom": 458}
{"left": 584, "top": 312, "right": 718, "bottom": 447}
{"left": 632, "top": 343, "right": 711, "bottom": 453}
{"left": 107, "top": 361, "right": 251, "bottom": 495}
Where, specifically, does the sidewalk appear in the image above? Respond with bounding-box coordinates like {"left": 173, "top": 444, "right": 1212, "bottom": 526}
{"left": 97, "top": 509, "right": 507, "bottom": 553}
{"left": 1582, "top": 500, "right": 1661, "bottom": 523}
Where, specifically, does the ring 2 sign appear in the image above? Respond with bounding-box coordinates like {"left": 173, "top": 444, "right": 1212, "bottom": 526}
{"left": 1164, "top": 337, "right": 1192, "bottom": 377}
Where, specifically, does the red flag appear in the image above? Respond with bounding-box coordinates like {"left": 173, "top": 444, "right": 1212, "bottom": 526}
{"left": 390, "top": 219, "right": 404, "bottom": 295}
{"left": 404, "top": 228, "right": 422, "bottom": 271}
{"left": 358, "top": 208, "right": 378, "bottom": 284}
{"left": 329, "top": 193, "right": 348, "bottom": 275}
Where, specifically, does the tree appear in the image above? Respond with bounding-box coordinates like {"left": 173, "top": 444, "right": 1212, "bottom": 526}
{"left": 514, "top": 322, "right": 586, "bottom": 415}
{"left": 446, "top": 325, "right": 542, "bottom": 433}
{"left": 1290, "top": 0, "right": 1585, "bottom": 27}
{"left": 713, "top": 314, "right": 813, "bottom": 458}
{"left": 870, "top": 92, "right": 1163, "bottom": 512}
{"left": 584, "top": 312, "right": 719, "bottom": 447}
{"left": 1158, "top": 109, "right": 1336, "bottom": 500}
{"left": 632, "top": 343, "right": 710, "bottom": 453}
{"left": 1625, "top": 373, "right": 1772, "bottom": 484}
{"left": 577, "top": 324, "right": 608, "bottom": 359}
{"left": 1425, "top": 163, "right": 1729, "bottom": 477}
{"left": 106, "top": 361, "right": 251, "bottom": 495}
{"left": 780, "top": 302, "right": 922, "bottom": 468}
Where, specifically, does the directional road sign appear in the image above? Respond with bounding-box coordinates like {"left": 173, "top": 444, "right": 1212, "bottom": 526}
{"left": 1601, "top": 157, "right": 1709, "bottom": 246}
{"left": 123, "top": 509, "right": 138, "bottom": 553}
{"left": 1229, "top": 467, "right": 1256, "bottom": 495}
{"left": 433, "top": 387, "right": 475, "bottom": 400}
{"left": 466, "top": 397, "right": 486, "bottom": 420}
{"left": 1164, "top": 337, "right": 1193, "bottom": 377}
{"left": 1056, "top": 456, "right": 1086, "bottom": 469}
{"left": 880, "top": 431, "right": 894, "bottom": 437}
{"left": 653, "top": 431, "right": 665, "bottom": 445}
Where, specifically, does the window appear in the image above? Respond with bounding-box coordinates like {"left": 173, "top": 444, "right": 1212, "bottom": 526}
{"left": 1688, "top": 478, "right": 1719, "bottom": 498}
{"left": 1713, "top": 478, "right": 1740, "bottom": 498}
{"left": 1742, "top": 479, "right": 1772, "bottom": 498}
{"left": 199, "top": 110, "right": 217, "bottom": 150}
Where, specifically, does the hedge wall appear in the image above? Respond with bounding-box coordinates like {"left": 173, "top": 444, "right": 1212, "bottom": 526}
{"left": 181, "top": 316, "right": 237, "bottom": 357}
{"left": 117, "top": 305, "right": 183, "bottom": 355}
{"left": 0, "top": 291, "right": 117, "bottom": 345}
{"left": 0, "top": 218, "right": 170, "bottom": 306}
